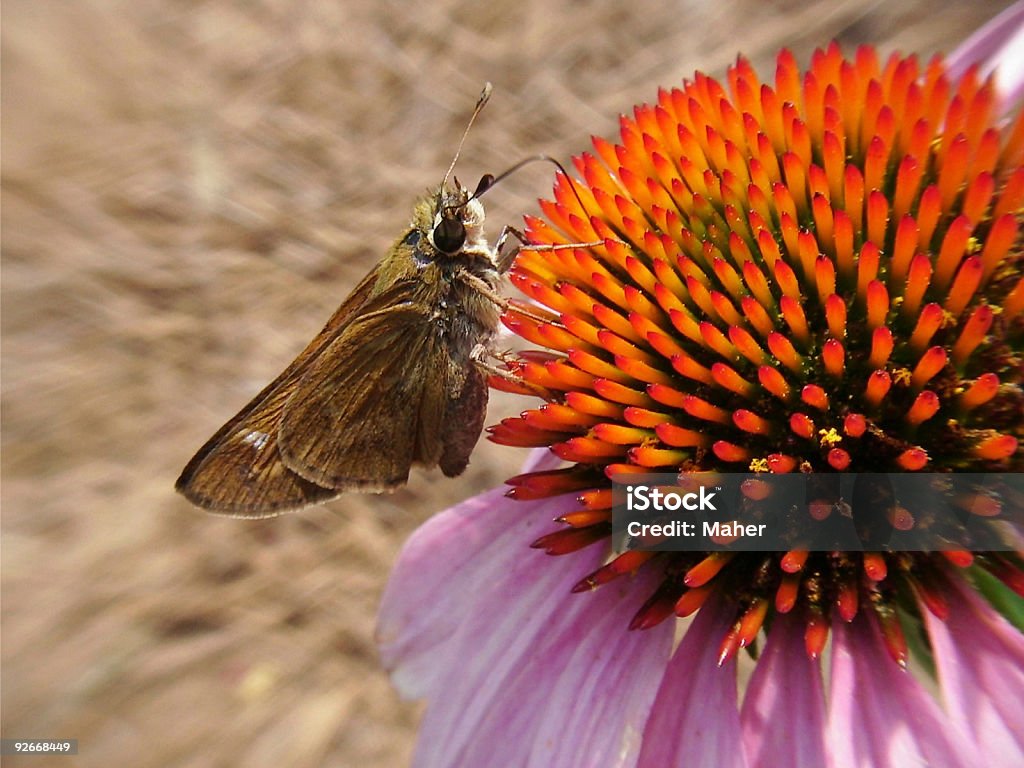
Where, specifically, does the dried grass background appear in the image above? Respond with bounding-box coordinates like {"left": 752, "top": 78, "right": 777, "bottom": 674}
{"left": 2, "top": 1, "right": 1015, "bottom": 765}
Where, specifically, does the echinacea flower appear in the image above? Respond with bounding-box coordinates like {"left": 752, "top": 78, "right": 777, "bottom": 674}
{"left": 378, "top": 17, "right": 1024, "bottom": 768}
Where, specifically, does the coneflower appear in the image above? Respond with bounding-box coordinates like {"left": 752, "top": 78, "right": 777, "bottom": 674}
{"left": 379, "top": 10, "right": 1024, "bottom": 767}
{"left": 493, "top": 39, "right": 1022, "bottom": 666}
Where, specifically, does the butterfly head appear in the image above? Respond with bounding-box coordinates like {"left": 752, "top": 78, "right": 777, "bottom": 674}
{"left": 427, "top": 177, "right": 490, "bottom": 256}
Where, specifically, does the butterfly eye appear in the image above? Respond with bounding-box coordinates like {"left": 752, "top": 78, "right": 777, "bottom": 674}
{"left": 433, "top": 216, "right": 466, "bottom": 254}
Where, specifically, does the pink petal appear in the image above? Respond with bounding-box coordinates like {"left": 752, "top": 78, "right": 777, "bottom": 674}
{"left": 379, "top": 480, "right": 674, "bottom": 767}
{"left": 376, "top": 484, "right": 556, "bottom": 697}
{"left": 637, "top": 597, "right": 749, "bottom": 768}
{"left": 946, "top": 1, "right": 1024, "bottom": 111}
{"left": 433, "top": 567, "right": 673, "bottom": 768}
{"left": 376, "top": 448, "right": 561, "bottom": 697}
{"left": 741, "top": 613, "right": 827, "bottom": 768}
{"left": 923, "top": 579, "right": 1024, "bottom": 768}
{"left": 827, "top": 616, "right": 975, "bottom": 768}
{"left": 522, "top": 445, "right": 567, "bottom": 474}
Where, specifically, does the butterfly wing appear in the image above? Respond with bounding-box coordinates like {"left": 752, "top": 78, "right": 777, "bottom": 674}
{"left": 277, "top": 295, "right": 450, "bottom": 491}
{"left": 175, "top": 266, "right": 384, "bottom": 516}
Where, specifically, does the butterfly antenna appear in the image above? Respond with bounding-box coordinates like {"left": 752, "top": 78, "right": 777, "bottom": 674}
{"left": 441, "top": 82, "right": 493, "bottom": 190}
{"left": 474, "top": 154, "right": 591, "bottom": 216}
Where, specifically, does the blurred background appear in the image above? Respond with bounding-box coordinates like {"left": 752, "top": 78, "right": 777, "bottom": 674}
{"left": 2, "top": 0, "right": 1016, "bottom": 765}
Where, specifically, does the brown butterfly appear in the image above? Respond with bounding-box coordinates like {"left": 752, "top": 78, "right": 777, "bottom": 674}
{"left": 176, "top": 85, "right": 522, "bottom": 517}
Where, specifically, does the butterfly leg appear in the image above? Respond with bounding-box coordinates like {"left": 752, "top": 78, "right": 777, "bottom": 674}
{"left": 495, "top": 224, "right": 611, "bottom": 274}
{"left": 470, "top": 344, "right": 553, "bottom": 399}
{"left": 469, "top": 343, "right": 523, "bottom": 383}
{"left": 458, "top": 268, "right": 559, "bottom": 328}
{"left": 493, "top": 225, "right": 520, "bottom": 274}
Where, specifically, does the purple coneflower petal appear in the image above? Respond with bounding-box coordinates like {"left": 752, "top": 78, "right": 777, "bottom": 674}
{"left": 450, "top": 567, "right": 672, "bottom": 768}
{"left": 376, "top": 483, "right": 543, "bottom": 698}
{"left": 827, "top": 617, "right": 976, "bottom": 768}
{"left": 379, "top": 448, "right": 675, "bottom": 767}
{"left": 924, "top": 579, "right": 1024, "bottom": 768}
{"left": 741, "top": 613, "right": 827, "bottom": 768}
{"left": 636, "top": 597, "right": 747, "bottom": 768}
{"left": 947, "top": 0, "right": 1024, "bottom": 109}
{"left": 378, "top": 451, "right": 559, "bottom": 696}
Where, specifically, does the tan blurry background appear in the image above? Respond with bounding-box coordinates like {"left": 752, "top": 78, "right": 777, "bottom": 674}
{"left": 1, "top": 1, "right": 1015, "bottom": 766}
